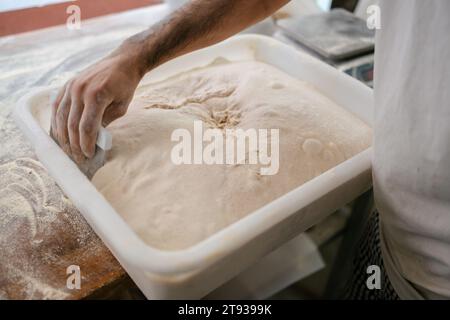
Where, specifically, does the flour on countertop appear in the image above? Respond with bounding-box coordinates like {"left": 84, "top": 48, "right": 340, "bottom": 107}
{"left": 0, "top": 157, "right": 115, "bottom": 299}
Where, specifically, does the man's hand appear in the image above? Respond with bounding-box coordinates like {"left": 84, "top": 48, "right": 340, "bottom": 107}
{"left": 51, "top": 47, "right": 144, "bottom": 163}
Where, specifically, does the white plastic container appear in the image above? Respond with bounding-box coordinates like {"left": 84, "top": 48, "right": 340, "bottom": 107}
{"left": 14, "top": 35, "right": 373, "bottom": 299}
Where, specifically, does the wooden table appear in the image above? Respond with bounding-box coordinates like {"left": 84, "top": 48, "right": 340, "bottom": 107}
{"left": 0, "top": 4, "right": 168, "bottom": 300}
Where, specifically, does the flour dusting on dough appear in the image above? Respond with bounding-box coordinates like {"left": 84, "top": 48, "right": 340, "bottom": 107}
{"left": 90, "top": 60, "right": 372, "bottom": 250}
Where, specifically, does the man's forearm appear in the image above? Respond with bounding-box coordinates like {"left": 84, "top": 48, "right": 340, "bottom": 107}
{"left": 123, "top": 0, "right": 289, "bottom": 76}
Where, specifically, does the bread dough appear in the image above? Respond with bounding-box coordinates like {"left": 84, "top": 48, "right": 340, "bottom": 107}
{"left": 91, "top": 60, "right": 372, "bottom": 251}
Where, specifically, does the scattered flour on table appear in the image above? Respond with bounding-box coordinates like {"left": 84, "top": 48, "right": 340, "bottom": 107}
{"left": 0, "top": 157, "right": 105, "bottom": 299}
{"left": 90, "top": 60, "right": 372, "bottom": 251}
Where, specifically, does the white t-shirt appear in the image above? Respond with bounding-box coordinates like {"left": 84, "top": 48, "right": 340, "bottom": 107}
{"left": 375, "top": 0, "right": 450, "bottom": 299}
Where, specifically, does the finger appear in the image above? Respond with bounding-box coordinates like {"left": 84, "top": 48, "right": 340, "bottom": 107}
{"left": 67, "top": 97, "right": 85, "bottom": 163}
{"left": 50, "top": 84, "right": 67, "bottom": 138}
{"left": 55, "top": 87, "right": 72, "bottom": 155}
{"left": 79, "top": 96, "right": 111, "bottom": 158}
{"left": 102, "top": 102, "right": 127, "bottom": 127}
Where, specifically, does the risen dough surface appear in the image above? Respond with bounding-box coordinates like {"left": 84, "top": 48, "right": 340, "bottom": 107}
{"left": 92, "top": 60, "right": 372, "bottom": 251}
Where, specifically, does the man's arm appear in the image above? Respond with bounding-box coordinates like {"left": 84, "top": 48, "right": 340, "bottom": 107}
{"left": 52, "top": 0, "right": 289, "bottom": 162}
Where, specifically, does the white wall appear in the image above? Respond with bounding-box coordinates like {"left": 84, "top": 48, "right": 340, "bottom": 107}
{"left": 0, "top": 0, "right": 73, "bottom": 13}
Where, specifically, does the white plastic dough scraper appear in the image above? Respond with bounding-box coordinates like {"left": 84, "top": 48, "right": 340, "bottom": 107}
{"left": 77, "top": 127, "right": 112, "bottom": 179}
{"left": 51, "top": 126, "right": 112, "bottom": 180}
